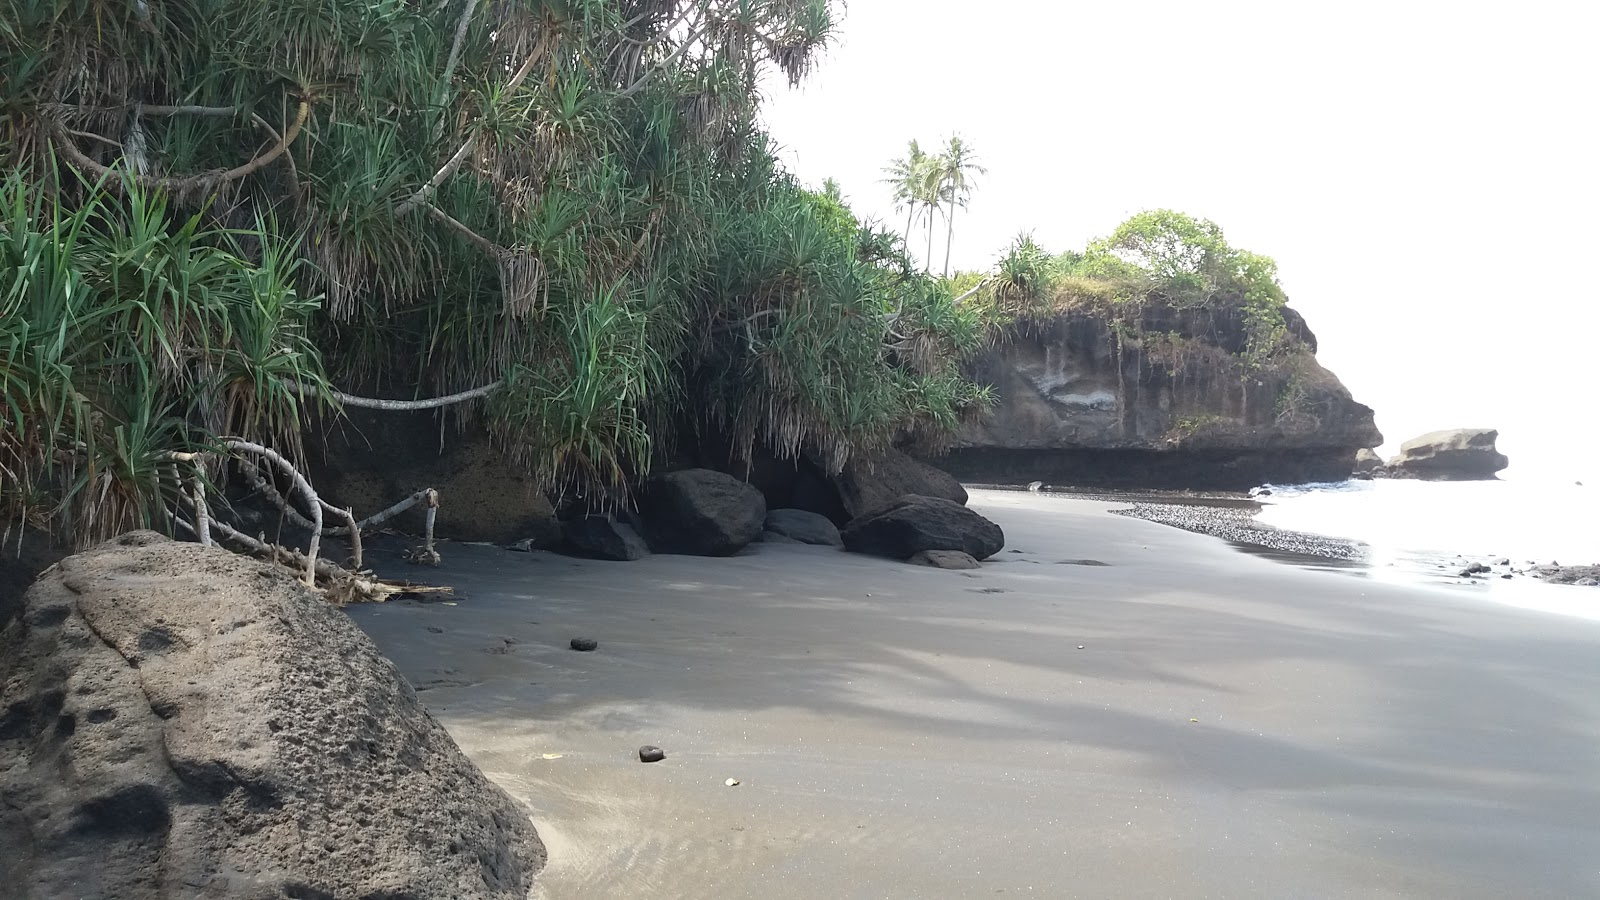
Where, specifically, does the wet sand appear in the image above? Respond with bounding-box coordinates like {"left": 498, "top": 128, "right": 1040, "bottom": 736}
{"left": 348, "top": 490, "right": 1600, "bottom": 899}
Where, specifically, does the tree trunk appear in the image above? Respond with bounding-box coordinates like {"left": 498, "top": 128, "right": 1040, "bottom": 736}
{"left": 924, "top": 205, "right": 934, "bottom": 273}
{"left": 904, "top": 207, "right": 914, "bottom": 246}
{"left": 943, "top": 196, "right": 956, "bottom": 277}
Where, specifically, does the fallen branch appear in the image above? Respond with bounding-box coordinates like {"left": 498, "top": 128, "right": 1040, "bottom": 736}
{"left": 220, "top": 439, "right": 321, "bottom": 585}
{"left": 177, "top": 514, "right": 448, "bottom": 605}
{"left": 241, "top": 460, "right": 436, "bottom": 539}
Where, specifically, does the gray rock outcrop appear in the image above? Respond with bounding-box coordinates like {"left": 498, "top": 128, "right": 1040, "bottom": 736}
{"left": 640, "top": 468, "right": 766, "bottom": 556}
{"left": 842, "top": 495, "right": 1005, "bottom": 561}
{"left": 1353, "top": 448, "right": 1384, "bottom": 474}
{"left": 0, "top": 532, "right": 544, "bottom": 900}
{"left": 937, "top": 302, "right": 1382, "bottom": 489}
{"left": 1385, "top": 428, "right": 1509, "bottom": 480}
{"left": 762, "top": 509, "right": 843, "bottom": 546}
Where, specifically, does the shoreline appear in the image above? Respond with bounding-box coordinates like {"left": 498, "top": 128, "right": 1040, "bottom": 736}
{"left": 348, "top": 489, "right": 1600, "bottom": 898}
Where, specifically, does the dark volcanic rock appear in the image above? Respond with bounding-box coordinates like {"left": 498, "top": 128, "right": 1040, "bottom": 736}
{"left": 570, "top": 638, "right": 599, "bottom": 652}
{"left": 834, "top": 448, "right": 967, "bottom": 519}
{"left": 638, "top": 746, "right": 665, "bottom": 763}
{"left": 842, "top": 495, "right": 1005, "bottom": 561}
{"left": 0, "top": 532, "right": 543, "bottom": 900}
{"left": 564, "top": 516, "right": 650, "bottom": 560}
{"left": 939, "top": 302, "right": 1382, "bottom": 490}
{"left": 640, "top": 468, "right": 766, "bottom": 556}
{"left": 1385, "top": 428, "right": 1509, "bottom": 480}
{"left": 908, "top": 549, "right": 982, "bottom": 570}
{"left": 762, "top": 509, "right": 843, "bottom": 546}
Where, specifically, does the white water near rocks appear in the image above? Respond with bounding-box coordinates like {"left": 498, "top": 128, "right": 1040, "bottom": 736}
{"left": 1255, "top": 476, "right": 1600, "bottom": 619}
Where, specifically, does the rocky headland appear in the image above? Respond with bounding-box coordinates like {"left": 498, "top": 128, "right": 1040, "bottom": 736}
{"left": 938, "top": 300, "right": 1382, "bottom": 490}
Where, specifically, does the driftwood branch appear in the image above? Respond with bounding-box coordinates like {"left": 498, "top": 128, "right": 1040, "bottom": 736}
{"left": 221, "top": 439, "right": 321, "bottom": 585}
{"left": 284, "top": 377, "right": 503, "bottom": 411}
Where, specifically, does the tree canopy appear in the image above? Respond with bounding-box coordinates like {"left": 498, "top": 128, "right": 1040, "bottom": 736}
{"left": 1, "top": 0, "right": 990, "bottom": 544}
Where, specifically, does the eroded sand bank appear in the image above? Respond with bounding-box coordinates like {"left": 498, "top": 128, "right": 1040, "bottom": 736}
{"left": 348, "top": 490, "right": 1600, "bottom": 899}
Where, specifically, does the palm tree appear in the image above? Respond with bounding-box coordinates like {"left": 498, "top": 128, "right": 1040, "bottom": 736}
{"left": 881, "top": 141, "right": 929, "bottom": 249}
{"left": 936, "top": 136, "right": 986, "bottom": 277}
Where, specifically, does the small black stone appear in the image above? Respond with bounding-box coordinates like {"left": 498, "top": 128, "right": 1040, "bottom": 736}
{"left": 570, "top": 638, "right": 598, "bottom": 652}
{"left": 638, "top": 745, "right": 665, "bottom": 763}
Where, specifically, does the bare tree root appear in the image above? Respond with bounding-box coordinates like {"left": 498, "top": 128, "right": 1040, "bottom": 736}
{"left": 177, "top": 513, "right": 449, "bottom": 606}
{"left": 168, "top": 443, "right": 448, "bottom": 600}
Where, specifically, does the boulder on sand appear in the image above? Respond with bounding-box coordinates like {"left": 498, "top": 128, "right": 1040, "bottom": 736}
{"left": 762, "top": 509, "right": 843, "bottom": 546}
{"left": 564, "top": 516, "right": 651, "bottom": 560}
{"left": 1386, "top": 428, "right": 1509, "bottom": 480}
{"left": 640, "top": 468, "right": 766, "bottom": 556}
{"left": 0, "top": 532, "right": 543, "bottom": 900}
{"left": 842, "top": 495, "right": 1005, "bottom": 561}
{"left": 833, "top": 448, "right": 968, "bottom": 520}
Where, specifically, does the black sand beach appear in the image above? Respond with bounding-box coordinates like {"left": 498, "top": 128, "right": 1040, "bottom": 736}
{"left": 349, "top": 490, "right": 1600, "bottom": 898}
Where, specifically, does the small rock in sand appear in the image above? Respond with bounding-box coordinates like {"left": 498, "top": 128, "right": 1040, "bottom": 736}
{"left": 639, "top": 746, "right": 666, "bottom": 763}
{"left": 571, "top": 638, "right": 599, "bottom": 652}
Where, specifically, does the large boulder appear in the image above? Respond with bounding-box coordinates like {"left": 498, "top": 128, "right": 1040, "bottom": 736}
{"left": 563, "top": 516, "right": 651, "bottom": 560}
{"left": 0, "top": 532, "right": 543, "bottom": 900}
{"left": 640, "top": 468, "right": 766, "bottom": 556}
{"left": 834, "top": 448, "right": 968, "bottom": 520}
{"left": 842, "top": 495, "right": 1005, "bottom": 561}
{"left": 762, "top": 509, "right": 843, "bottom": 547}
{"left": 1386, "top": 428, "right": 1509, "bottom": 480}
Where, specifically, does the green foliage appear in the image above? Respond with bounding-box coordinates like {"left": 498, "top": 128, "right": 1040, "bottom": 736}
{"left": 0, "top": 169, "right": 328, "bottom": 544}
{"left": 3, "top": 0, "right": 992, "bottom": 538}
{"left": 968, "top": 211, "right": 1295, "bottom": 368}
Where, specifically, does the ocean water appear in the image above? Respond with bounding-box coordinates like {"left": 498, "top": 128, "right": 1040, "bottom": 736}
{"left": 1254, "top": 476, "right": 1600, "bottom": 618}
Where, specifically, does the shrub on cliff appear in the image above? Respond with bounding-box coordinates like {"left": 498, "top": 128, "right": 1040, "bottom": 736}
{"left": 971, "top": 211, "right": 1295, "bottom": 368}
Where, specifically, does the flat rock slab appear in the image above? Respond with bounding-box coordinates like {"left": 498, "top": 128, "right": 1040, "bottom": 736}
{"left": 0, "top": 531, "right": 543, "bottom": 900}
{"left": 909, "top": 550, "right": 982, "bottom": 570}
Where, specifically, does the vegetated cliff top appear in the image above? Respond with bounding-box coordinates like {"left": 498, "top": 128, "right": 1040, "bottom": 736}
{"left": 951, "top": 210, "right": 1382, "bottom": 454}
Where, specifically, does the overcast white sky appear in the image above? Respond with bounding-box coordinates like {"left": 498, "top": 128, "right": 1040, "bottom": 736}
{"left": 760, "top": 1, "right": 1599, "bottom": 481}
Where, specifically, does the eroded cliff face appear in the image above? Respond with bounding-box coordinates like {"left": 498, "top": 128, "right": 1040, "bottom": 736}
{"left": 940, "top": 301, "right": 1381, "bottom": 489}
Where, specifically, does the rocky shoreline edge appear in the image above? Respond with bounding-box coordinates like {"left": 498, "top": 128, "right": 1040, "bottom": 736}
{"left": 984, "top": 484, "right": 1596, "bottom": 588}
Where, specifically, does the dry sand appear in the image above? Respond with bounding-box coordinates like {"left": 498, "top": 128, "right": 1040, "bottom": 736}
{"left": 348, "top": 490, "right": 1600, "bottom": 899}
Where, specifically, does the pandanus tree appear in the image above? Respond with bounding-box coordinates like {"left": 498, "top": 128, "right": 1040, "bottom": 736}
{"left": 1, "top": 0, "right": 990, "bottom": 548}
